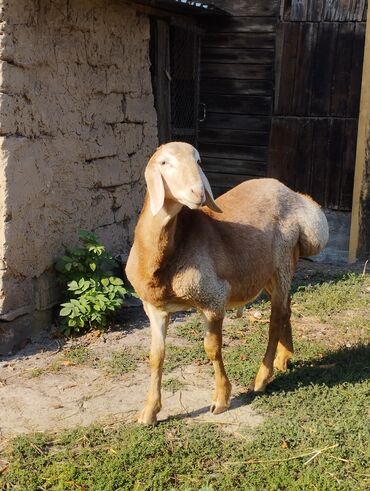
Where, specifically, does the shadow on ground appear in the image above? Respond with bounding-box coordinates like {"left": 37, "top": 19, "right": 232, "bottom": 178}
{"left": 232, "top": 343, "right": 370, "bottom": 409}
{"left": 164, "top": 343, "right": 369, "bottom": 424}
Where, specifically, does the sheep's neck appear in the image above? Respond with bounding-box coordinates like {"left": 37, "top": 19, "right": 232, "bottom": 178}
{"left": 138, "top": 197, "right": 182, "bottom": 276}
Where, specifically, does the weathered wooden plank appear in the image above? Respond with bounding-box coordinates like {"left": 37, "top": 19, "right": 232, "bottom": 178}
{"left": 310, "top": 119, "right": 329, "bottom": 204}
{"left": 340, "top": 119, "right": 357, "bottom": 210}
{"left": 199, "top": 113, "right": 271, "bottom": 131}
{"left": 199, "top": 128, "right": 269, "bottom": 146}
{"left": 152, "top": 19, "right": 171, "bottom": 144}
{"left": 267, "top": 119, "right": 287, "bottom": 181}
{"left": 291, "top": 22, "right": 317, "bottom": 115}
{"left": 201, "top": 47, "right": 274, "bottom": 65}
{"left": 348, "top": 22, "right": 366, "bottom": 117}
{"left": 283, "top": 120, "right": 300, "bottom": 189}
{"left": 343, "top": 1, "right": 354, "bottom": 20}
{"left": 274, "top": 20, "right": 284, "bottom": 113}
{"left": 333, "top": 0, "right": 351, "bottom": 20}
{"left": 206, "top": 172, "right": 256, "bottom": 192}
{"left": 200, "top": 142, "right": 268, "bottom": 161}
{"left": 282, "top": 0, "right": 291, "bottom": 20}
{"left": 338, "top": 0, "right": 354, "bottom": 21}
{"left": 201, "top": 94, "right": 272, "bottom": 115}
{"left": 325, "top": 118, "right": 345, "bottom": 209}
{"left": 294, "top": 118, "right": 314, "bottom": 196}
{"left": 203, "top": 33, "right": 275, "bottom": 49}
{"left": 267, "top": 118, "right": 299, "bottom": 187}
{"left": 310, "top": 22, "right": 338, "bottom": 116}
{"left": 200, "top": 78, "right": 272, "bottom": 96}
{"left": 208, "top": 0, "right": 279, "bottom": 17}
{"left": 351, "top": 0, "right": 367, "bottom": 21}
{"left": 284, "top": 0, "right": 367, "bottom": 21}
{"left": 201, "top": 63, "right": 272, "bottom": 80}
{"left": 200, "top": 16, "right": 276, "bottom": 33}
{"left": 302, "top": 0, "right": 323, "bottom": 21}
{"left": 324, "top": 0, "right": 337, "bottom": 20}
{"left": 330, "top": 22, "right": 355, "bottom": 117}
{"left": 202, "top": 157, "right": 267, "bottom": 176}
{"left": 291, "top": 0, "right": 307, "bottom": 20}
{"left": 267, "top": 116, "right": 359, "bottom": 208}
{"left": 362, "top": 1, "right": 368, "bottom": 21}
{"left": 274, "top": 22, "right": 300, "bottom": 114}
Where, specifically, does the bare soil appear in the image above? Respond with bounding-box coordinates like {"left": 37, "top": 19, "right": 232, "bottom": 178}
{"left": 0, "top": 312, "right": 263, "bottom": 439}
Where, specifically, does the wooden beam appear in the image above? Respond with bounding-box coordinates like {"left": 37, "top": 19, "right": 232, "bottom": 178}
{"left": 349, "top": 6, "right": 370, "bottom": 262}
{"left": 152, "top": 19, "right": 171, "bottom": 144}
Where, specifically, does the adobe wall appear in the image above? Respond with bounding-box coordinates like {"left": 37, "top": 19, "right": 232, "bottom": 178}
{"left": 0, "top": 0, "right": 157, "bottom": 352}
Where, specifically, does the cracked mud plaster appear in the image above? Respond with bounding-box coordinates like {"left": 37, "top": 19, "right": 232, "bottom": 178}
{"left": 0, "top": 1, "right": 158, "bottom": 328}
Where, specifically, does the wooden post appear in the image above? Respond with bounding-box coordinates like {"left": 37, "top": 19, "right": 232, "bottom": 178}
{"left": 349, "top": 6, "right": 370, "bottom": 263}
{"left": 152, "top": 18, "right": 171, "bottom": 144}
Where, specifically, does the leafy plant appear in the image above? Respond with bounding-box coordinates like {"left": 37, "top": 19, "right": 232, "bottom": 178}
{"left": 56, "top": 230, "right": 131, "bottom": 335}
{"left": 55, "top": 230, "right": 116, "bottom": 285}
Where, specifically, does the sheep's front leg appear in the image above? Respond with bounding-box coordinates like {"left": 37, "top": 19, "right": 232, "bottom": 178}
{"left": 203, "top": 315, "right": 232, "bottom": 414}
{"left": 139, "top": 302, "right": 169, "bottom": 425}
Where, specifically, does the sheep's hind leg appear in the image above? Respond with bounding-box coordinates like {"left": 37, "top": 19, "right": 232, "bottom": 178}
{"left": 274, "top": 246, "right": 298, "bottom": 372}
{"left": 138, "top": 302, "right": 169, "bottom": 425}
{"left": 273, "top": 298, "right": 293, "bottom": 372}
{"left": 203, "top": 314, "right": 232, "bottom": 414}
{"left": 252, "top": 274, "right": 291, "bottom": 392}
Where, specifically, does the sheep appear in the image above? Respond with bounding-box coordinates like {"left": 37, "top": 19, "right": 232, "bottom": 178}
{"left": 125, "top": 141, "right": 329, "bottom": 425}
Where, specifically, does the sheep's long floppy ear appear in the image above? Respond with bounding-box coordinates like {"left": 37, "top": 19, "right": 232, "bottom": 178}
{"left": 199, "top": 166, "right": 222, "bottom": 213}
{"left": 145, "top": 164, "right": 165, "bottom": 216}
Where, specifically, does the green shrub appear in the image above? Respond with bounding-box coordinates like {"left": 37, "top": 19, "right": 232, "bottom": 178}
{"left": 56, "top": 230, "right": 131, "bottom": 335}
{"left": 55, "top": 230, "right": 116, "bottom": 284}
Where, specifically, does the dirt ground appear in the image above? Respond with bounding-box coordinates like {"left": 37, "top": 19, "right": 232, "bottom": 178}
{"left": 0, "top": 310, "right": 263, "bottom": 439}
{"left": 0, "top": 259, "right": 366, "bottom": 441}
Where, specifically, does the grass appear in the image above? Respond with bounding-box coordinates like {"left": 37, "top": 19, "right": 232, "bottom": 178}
{"left": 292, "top": 273, "right": 370, "bottom": 319}
{"left": 62, "top": 346, "right": 90, "bottom": 365}
{"left": 104, "top": 349, "right": 141, "bottom": 376}
{"left": 1, "top": 272, "right": 369, "bottom": 490}
{"left": 23, "top": 347, "right": 91, "bottom": 380}
{"left": 165, "top": 345, "right": 207, "bottom": 373}
{"left": 163, "top": 377, "right": 186, "bottom": 393}
{"left": 29, "top": 368, "right": 44, "bottom": 378}
{"left": 174, "top": 316, "right": 204, "bottom": 341}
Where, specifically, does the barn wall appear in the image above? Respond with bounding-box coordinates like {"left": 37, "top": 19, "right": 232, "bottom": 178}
{"left": 0, "top": 0, "right": 157, "bottom": 351}
{"left": 268, "top": 0, "right": 367, "bottom": 210}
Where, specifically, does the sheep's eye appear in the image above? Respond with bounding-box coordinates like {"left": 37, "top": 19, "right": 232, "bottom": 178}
{"left": 161, "top": 161, "right": 166, "bottom": 166}
{"left": 197, "top": 159, "right": 201, "bottom": 165}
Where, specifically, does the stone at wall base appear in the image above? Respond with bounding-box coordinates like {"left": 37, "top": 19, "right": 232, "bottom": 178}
{"left": 0, "top": 309, "right": 53, "bottom": 356}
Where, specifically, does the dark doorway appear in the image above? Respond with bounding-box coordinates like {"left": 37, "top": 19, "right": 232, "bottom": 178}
{"left": 150, "top": 17, "right": 201, "bottom": 146}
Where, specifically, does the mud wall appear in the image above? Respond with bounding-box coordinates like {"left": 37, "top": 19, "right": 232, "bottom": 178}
{"left": 0, "top": 0, "right": 157, "bottom": 351}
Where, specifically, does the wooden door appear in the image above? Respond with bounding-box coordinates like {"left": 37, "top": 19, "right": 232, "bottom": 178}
{"left": 268, "top": 0, "right": 367, "bottom": 210}
{"left": 198, "top": 1, "right": 280, "bottom": 196}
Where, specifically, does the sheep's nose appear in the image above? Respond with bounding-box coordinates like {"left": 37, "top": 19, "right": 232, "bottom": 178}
{"left": 190, "top": 186, "right": 205, "bottom": 205}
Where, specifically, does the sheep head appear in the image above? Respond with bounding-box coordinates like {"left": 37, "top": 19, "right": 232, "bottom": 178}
{"left": 144, "top": 141, "right": 222, "bottom": 216}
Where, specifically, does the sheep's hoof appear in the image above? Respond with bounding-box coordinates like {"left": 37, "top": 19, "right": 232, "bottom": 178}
{"left": 138, "top": 409, "right": 158, "bottom": 426}
{"left": 235, "top": 306, "right": 244, "bottom": 318}
{"left": 248, "top": 378, "right": 272, "bottom": 393}
{"left": 210, "top": 403, "right": 229, "bottom": 415}
{"left": 273, "top": 357, "right": 289, "bottom": 372}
